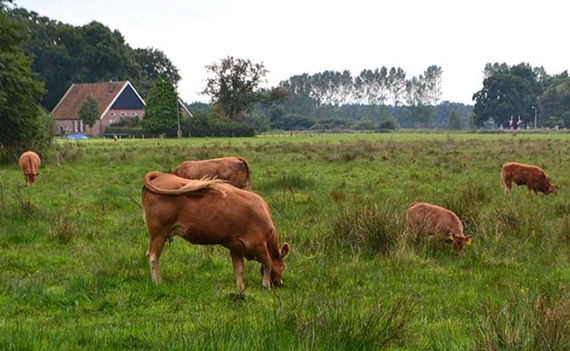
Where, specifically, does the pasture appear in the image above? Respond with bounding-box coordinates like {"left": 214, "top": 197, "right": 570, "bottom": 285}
{"left": 1, "top": 132, "right": 570, "bottom": 350}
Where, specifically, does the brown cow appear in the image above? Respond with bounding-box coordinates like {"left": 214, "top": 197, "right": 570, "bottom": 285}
{"left": 501, "top": 161, "right": 555, "bottom": 195}
{"left": 173, "top": 157, "right": 251, "bottom": 190}
{"left": 18, "top": 151, "right": 41, "bottom": 186}
{"left": 406, "top": 201, "right": 473, "bottom": 254}
{"left": 142, "top": 171, "right": 289, "bottom": 290}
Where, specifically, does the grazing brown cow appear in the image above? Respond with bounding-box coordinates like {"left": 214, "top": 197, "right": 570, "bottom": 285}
{"left": 18, "top": 151, "right": 41, "bottom": 186}
{"left": 501, "top": 162, "right": 555, "bottom": 195}
{"left": 173, "top": 157, "right": 251, "bottom": 190}
{"left": 406, "top": 201, "right": 473, "bottom": 254}
{"left": 142, "top": 171, "right": 289, "bottom": 290}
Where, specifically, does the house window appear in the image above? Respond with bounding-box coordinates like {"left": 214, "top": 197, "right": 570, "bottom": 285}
{"left": 131, "top": 112, "right": 138, "bottom": 116}
{"left": 109, "top": 119, "right": 116, "bottom": 125}
{"left": 120, "top": 112, "right": 127, "bottom": 116}
{"left": 73, "top": 120, "right": 84, "bottom": 133}
{"left": 109, "top": 112, "right": 116, "bottom": 116}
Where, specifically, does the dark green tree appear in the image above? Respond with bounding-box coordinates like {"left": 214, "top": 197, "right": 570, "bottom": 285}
{"left": 539, "top": 76, "right": 570, "bottom": 128}
{"left": 141, "top": 77, "right": 179, "bottom": 134}
{"left": 79, "top": 21, "right": 139, "bottom": 82}
{"left": 133, "top": 47, "right": 180, "bottom": 98}
{"left": 78, "top": 94, "right": 99, "bottom": 129}
{"left": 0, "top": 0, "right": 52, "bottom": 160}
{"left": 278, "top": 73, "right": 319, "bottom": 115}
{"left": 202, "top": 56, "right": 269, "bottom": 122}
{"left": 472, "top": 63, "right": 540, "bottom": 127}
{"left": 8, "top": 8, "right": 80, "bottom": 111}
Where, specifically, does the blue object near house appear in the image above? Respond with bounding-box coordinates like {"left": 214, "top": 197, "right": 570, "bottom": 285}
{"left": 66, "top": 134, "right": 88, "bottom": 139}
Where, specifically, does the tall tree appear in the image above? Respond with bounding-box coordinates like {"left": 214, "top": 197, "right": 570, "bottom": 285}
{"left": 539, "top": 76, "right": 570, "bottom": 128}
{"left": 0, "top": 0, "right": 52, "bottom": 160}
{"left": 141, "top": 77, "right": 179, "bottom": 134}
{"left": 9, "top": 8, "right": 80, "bottom": 110}
{"left": 387, "top": 67, "right": 406, "bottom": 108}
{"left": 423, "top": 65, "right": 443, "bottom": 105}
{"left": 354, "top": 67, "right": 389, "bottom": 105}
{"left": 77, "top": 94, "right": 99, "bottom": 129}
{"left": 473, "top": 63, "right": 540, "bottom": 127}
{"left": 202, "top": 56, "right": 268, "bottom": 122}
{"left": 133, "top": 47, "right": 180, "bottom": 98}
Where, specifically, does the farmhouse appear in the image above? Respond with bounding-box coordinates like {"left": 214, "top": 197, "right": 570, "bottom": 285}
{"left": 51, "top": 81, "right": 145, "bottom": 137}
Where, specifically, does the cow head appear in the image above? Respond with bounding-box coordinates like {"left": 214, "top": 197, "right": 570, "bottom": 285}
{"left": 262, "top": 242, "right": 290, "bottom": 287}
{"left": 25, "top": 172, "right": 39, "bottom": 185}
{"left": 448, "top": 232, "right": 473, "bottom": 254}
{"left": 538, "top": 177, "right": 556, "bottom": 195}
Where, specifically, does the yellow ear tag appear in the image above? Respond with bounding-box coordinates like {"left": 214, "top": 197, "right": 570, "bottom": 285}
{"left": 466, "top": 238, "right": 472, "bottom": 246}
{"left": 448, "top": 234, "right": 454, "bottom": 241}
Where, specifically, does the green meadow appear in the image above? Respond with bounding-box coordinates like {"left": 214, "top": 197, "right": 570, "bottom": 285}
{"left": 1, "top": 132, "right": 570, "bottom": 350}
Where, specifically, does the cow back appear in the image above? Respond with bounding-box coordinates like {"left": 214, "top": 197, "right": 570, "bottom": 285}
{"left": 173, "top": 157, "right": 251, "bottom": 190}
{"left": 142, "top": 171, "right": 272, "bottom": 247}
{"left": 406, "top": 201, "right": 463, "bottom": 238}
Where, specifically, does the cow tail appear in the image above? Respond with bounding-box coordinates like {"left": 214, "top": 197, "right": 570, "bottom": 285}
{"left": 27, "top": 154, "right": 36, "bottom": 175}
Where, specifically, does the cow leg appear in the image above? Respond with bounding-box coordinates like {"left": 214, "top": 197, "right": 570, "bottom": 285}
{"left": 146, "top": 235, "right": 167, "bottom": 285}
{"left": 256, "top": 247, "right": 272, "bottom": 290}
{"left": 230, "top": 250, "right": 245, "bottom": 291}
{"left": 260, "top": 262, "right": 271, "bottom": 290}
{"left": 504, "top": 182, "right": 512, "bottom": 195}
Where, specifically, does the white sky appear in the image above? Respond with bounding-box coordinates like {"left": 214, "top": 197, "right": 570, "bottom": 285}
{"left": 13, "top": 0, "right": 570, "bottom": 105}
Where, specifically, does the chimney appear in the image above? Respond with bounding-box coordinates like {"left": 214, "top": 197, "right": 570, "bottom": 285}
{"left": 108, "top": 81, "right": 114, "bottom": 93}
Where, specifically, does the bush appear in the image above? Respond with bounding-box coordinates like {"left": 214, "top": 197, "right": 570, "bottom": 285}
{"left": 184, "top": 115, "right": 255, "bottom": 137}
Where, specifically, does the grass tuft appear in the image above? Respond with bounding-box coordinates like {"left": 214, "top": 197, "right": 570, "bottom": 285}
{"left": 331, "top": 201, "right": 401, "bottom": 256}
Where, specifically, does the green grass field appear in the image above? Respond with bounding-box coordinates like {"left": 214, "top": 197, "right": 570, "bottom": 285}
{"left": 1, "top": 132, "right": 570, "bottom": 350}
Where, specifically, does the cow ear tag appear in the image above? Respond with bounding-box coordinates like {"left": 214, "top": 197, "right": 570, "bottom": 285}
{"left": 466, "top": 238, "right": 472, "bottom": 246}
{"left": 448, "top": 234, "right": 454, "bottom": 241}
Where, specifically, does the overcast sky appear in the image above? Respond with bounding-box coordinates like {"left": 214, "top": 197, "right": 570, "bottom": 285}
{"left": 13, "top": 0, "right": 569, "bottom": 105}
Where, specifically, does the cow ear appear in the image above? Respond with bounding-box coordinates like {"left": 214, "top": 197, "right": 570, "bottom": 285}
{"left": 280, "top": 242, "right": 290, "bottom": 258}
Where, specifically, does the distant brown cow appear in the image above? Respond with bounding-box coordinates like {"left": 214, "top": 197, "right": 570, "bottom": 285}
{"left": 18, "top": 151, "right": 41, "bottom": 186}
{"left": 173, "top": 157, "right": 251, "bottom": 190}
{"left": 501, "top": 162, "right": 555, "bottom": 195}
{"left": 142, "top": 171, "right": 289, "bottom": 290}
{"left": 406, "top": 201, "right": 473, "bottom": 254}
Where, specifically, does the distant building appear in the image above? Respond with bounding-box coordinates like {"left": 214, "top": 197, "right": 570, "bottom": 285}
{"left": 51, "top": 81, "right": 145, "bottom": 137}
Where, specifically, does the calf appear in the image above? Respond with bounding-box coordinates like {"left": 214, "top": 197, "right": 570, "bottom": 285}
{"left": 142, "top": 171, "right": 289, "bottom": 290}
{"left": 501, "top": 161, "right": 555, "bottom": 195}
{"left": 406, "top": 201, "right": 473, "bottom": 254}
{"left": 173, "top": 156, "right": 251, "bottom": 190}
{"left": 18, "top": 151, "right": 41, "bottom": 185}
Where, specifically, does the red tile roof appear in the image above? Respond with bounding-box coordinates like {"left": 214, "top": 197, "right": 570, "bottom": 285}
{"left": 51, "top": 81, "right": 129, "bottom": 120}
